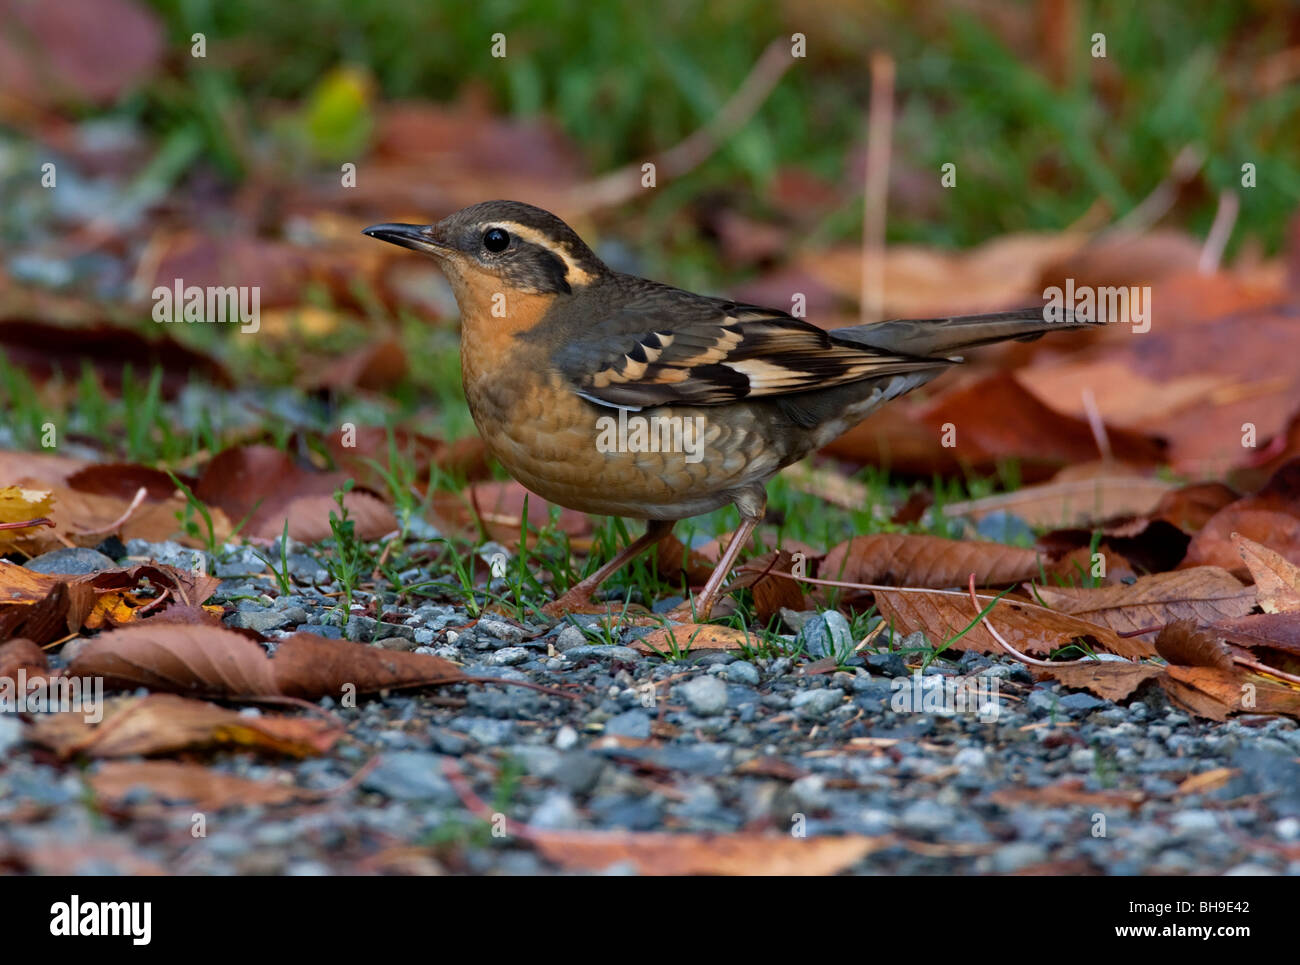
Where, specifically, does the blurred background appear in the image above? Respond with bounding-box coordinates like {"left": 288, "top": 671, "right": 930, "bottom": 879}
{"left": 1, "top": 0, "right": 1299, "bottom": 492}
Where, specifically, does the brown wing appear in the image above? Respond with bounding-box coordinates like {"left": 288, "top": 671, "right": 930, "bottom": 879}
{"left": 555, "top": 299, "right": 951, "bottom": 410}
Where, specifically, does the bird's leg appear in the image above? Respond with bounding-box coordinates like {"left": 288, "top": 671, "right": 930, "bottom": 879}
{"left": 669, "top": 488, "right": 766, "bottom": 623}
{"left": 542, "top": 519, "right": 675, "bottom": 616}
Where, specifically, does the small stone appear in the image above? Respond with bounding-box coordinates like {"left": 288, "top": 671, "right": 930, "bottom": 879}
{"left": 1059, "top": 692, "right": 1107, "bottom": 714}
{"left": 24, "top": 547, "right": 116, "bottom": 575}
{"left": 791, "top": 688, "right": 843, "bottom": 718}
{"left": 226, "top": 606, "right": 307, "bottom": 633}
{"left": 552, "top": 753, "right": 605, "bottom": 794}
{"left": 553, "top": 626, "right": 589, "bottom": 652}
{"left": 797, "top": 610, "right": 853, "bottom": 660}
{"left": 900, "top": 799, "right": 956, "bottom": 834}
{"left": 1171, "top": 810, "right": 1219, "bottom": 835}
{"left": 680, "top": 675, "right": 728, "bottom": 716}
{"left": 361, "top": 752, "right": 457, "bottom": 802}
{"left": 297, "top": 624, "right": 343, "bottom": 639}
{"left": 0, "top": 715, "right": 22, "bottom": 756}
{"left": 605, "top": 710, "right": 652, "bottom": 739}
{"left": 476, "top": 619, "right": 526, "bottom": 644}
{"left": 554, "top": 725, "right": 580, "bottom": 750}
{"left": 991, "top": 841, "right": 1048, "bottom": 873}
{"left": 563, "top": 645, "right": 639, "bottom": 664}
{"left": 373, "top": 636, "right": 418, "bottom": 651}
{"left": 486, "top": 646, "right": 529, "bottom": 666}
{"left": 953, "top": 747, "right": 987, "bottom": 770}
{"left": 722, "top": 661, "right": 760, "bottom": 686}
{"left": 865, "top": 652, "right": 907, "bottom": 678}
{"left": 531, "top": 792, "right": 582, "bottom": 830}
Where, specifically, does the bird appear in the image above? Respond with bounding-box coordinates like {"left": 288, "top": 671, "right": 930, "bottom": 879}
{"left": 364, "top": 200, "right": 1095, "bottom": 621}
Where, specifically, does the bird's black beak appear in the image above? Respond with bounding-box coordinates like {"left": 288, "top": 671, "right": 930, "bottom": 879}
{"left": 362, "top": 223, "right": 450, "bottom": 256}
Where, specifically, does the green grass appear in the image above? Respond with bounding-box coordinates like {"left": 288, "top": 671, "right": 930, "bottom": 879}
{"left": 127, "top": 0, "right": 1300, "bottom": 270}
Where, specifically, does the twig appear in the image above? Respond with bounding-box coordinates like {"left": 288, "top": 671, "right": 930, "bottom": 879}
{"left": 861, "top": 51, "right": 895, "bottom": 325}
{"left": 1079, "top": 386, "right": 1112, "bottom": 461}
{"left": 1199, "top": 189, "right": 1239, "bottom": 274}
{"left": 966, "top": 574, "right": 1089, "bottom": 668}
{"left": 73, "top": 486, "right": 148, "bottom": 537}
{"left": 1105, "top": 145, "right": 1203, "bottom": 237}
{"left": 0, "top": 517, "right": 54, "bottom": 532}
{"left": 567, "top": 39, "right": 795, "bottom": 214}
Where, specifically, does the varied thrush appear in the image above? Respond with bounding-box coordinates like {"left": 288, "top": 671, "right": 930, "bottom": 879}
{"left": 365, "top": 201, "right": 1093, "bottom": 620}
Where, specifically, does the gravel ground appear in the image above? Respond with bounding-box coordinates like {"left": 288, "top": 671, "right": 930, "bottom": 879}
{"left": 3, "top": 540, "right": 1299, "bottom": 876}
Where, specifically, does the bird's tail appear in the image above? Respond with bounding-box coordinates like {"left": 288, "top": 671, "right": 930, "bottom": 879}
{"left": 832, "top": 307, "right": 1098, "bottom": 359}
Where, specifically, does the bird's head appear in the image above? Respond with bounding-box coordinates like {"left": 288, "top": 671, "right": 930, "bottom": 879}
{"left": 363, "top": 200, "right": 606, "bottom": 300}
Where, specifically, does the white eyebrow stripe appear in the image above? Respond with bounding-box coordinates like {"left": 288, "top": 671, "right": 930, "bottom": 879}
{"left": 487, "top": 221, "right": 596, "bottom": 286}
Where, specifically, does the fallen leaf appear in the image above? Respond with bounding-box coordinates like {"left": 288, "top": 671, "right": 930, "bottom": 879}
{"left": 89, "top": 760, "right": 312, "bottom": 811}
{"left": 1032, "top": 661, "right": 1165, "bottom": 702}
{"left": 822, "top": 533, "right": 1045, "bottom": 589}
{"left": 1029, "top": 567, "right": 1256, "bottom": 635}
{"left": 66, "top": 624, "right": 471, "bottom": 700}
{"left": 28, "top": 693, "right": 342, "bottom": 759}
{"left": 872, "top": 586, "right": 1155, "bottom": 658}
{"left": 631, "top": 624, "right": 751, "bottom": 654}
{"left": 989, "top": 777, "right": 1144, "bottom": 810}
{"left": 1233, "top": 532, "right": 1300, "bottom": 613}
{"left": 1154, "top": 619, "right": 1236, "bottom": 670}
{"left": 529, "top": 829, "right": 888, "bottom": 875}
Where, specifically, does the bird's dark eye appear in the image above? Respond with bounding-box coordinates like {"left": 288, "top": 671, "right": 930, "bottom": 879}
{"left": 483, "top": 228, "right": 510, "bottom": 253}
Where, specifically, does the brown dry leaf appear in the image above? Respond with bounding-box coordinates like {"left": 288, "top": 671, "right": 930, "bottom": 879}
{"left": 0, "top": 637, "right": 49, "bottom": 682}
{"left": 0, "top": 0, "right": 162, "bottom": 113}
{"left": 89, "top": 760, "right": 310, "bottom": 811}
{"left": 729, "top": 550, "right": 807, "bottom": 622}
{"left": 432, "top": 479, "right": 590, "bottom": 545}
{"left": 1233, "top": 532, "right": 1300, "bottom": 613}
{"left": 1183, "top": 508, "right": 1300, "bottom": 577}
{"left": 0, "top": 319, "right": 229, "bottom": 397}
{"left": 942, "top": 474, "right": 1174, "bottom": 528}
{"left": 67, "top": 623, "right": 281, "bottom": 698}
{"left": 8, "top": 482, "right": 222, "bottom": 555}
{"left": 1153, "top": 620, "right": 1236, "bottom": 670}
{"left": 271, "top": 632, "right": 469, "bottom": 699}
{"left": 1032, "top": 661, "right": 1165, "bottom": 702}
{"left": 281, "top": 491, "right": 398, "bottom": 543}
{"left": 66, "top": 624, "right": 470, "bottom": 700}
{"left": 0, "top": 486, "right": 54, "bottom": 551}
{"left": 0, "top": 561, "right": 215, "bottom": 643}
{"left": 1158, "top": 664, "right": 1300, "bottom": 720}
{"left": 918, "top": 373, "right": 1166, "bottom": 478}
{"left": 529, "top": 829, "right": 888, "bottom": 875}
{"left": 872, "top": 586, "right": 1155, "bottom": 659}
{"left": 1029, "top": 567, "right": 1256, "bottom": 635}
{"left": 823, "top": 533, "right": 1044, "bottom": 589}
{"left": 631, "top": 624, "right": 751, "bottom": 655}
{"left": 0, "top": 449, "right": 88, "bottom": 486}
{"left": 1175, "top": 768, "right": 1238, "bottom": 796}
{"left": 65, "top": 463, "right": 190, "bottom": 502}
{"left": 988, "top": 778, "right": 1145, "bottom": 810}
{"left": 194, "top": 444, "right": 394, "bottom": 542}
{"left": 1157, "top": 665, "right": 1249, "bottom": 721}
{"left": 1213, "top": 612, "right": 1300, "bottom": 658}
{"left": 0, "top": 833, "right": 167, "bottom": 876}
{"left": 655, "top": 533, "right": 718, "bottom": 587}
{"left": 301, "top": 337, "right": 408, "bottom": 393}
{"left": 798, "top": 232, "right": 1087, "bottom": 317}
{"left": 27, "top": 693, "right": 342, "bottom": 759}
